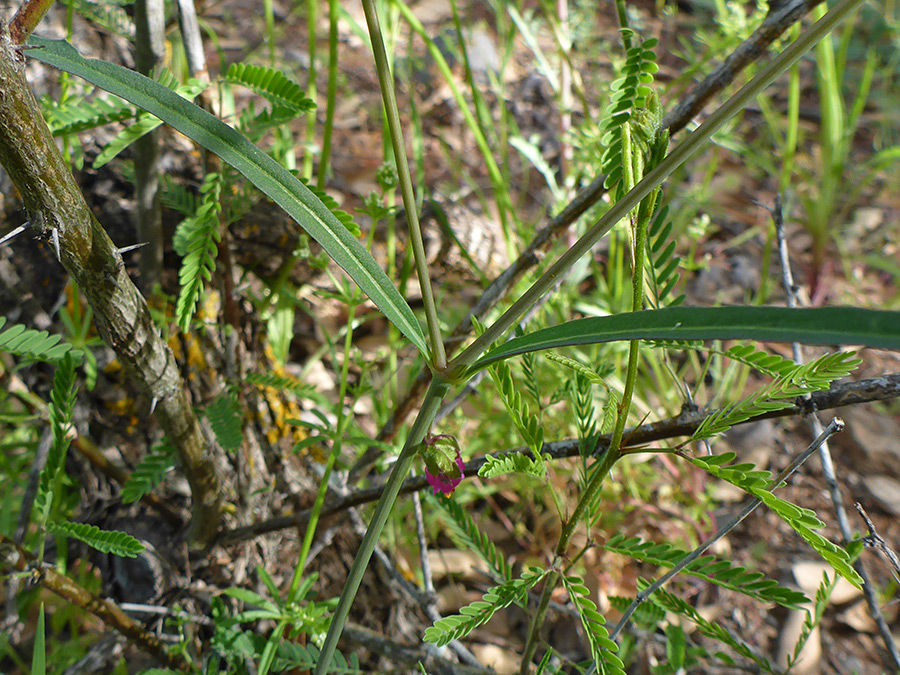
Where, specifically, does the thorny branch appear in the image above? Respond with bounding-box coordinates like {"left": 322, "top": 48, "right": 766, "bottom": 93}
{"left": 0, "top": 22, "right": 222, "bottom": 546}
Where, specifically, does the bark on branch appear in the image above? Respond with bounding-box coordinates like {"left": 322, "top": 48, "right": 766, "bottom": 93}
{"left": 0, "top": 28, "right": 221, "bottom": 546}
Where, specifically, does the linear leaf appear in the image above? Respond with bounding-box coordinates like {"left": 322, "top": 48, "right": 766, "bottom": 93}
{"left": 28, "top": 37, "right": 428, "bottom": 358}
{"left": 469, "top": 306, "right": 900, "bottom": 374}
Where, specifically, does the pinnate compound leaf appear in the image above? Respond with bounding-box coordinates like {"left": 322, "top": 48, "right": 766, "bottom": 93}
{"left": 246, "top": 371, "right": 328, "bottom": 405}
{"left": 693, "top": 351, "right": 860, "bottom": 440}
{"left": 424, "top": 568, "right": 547, "bottom": 646}
{"left": 225, "top": 63, "right": 315, "bottom": 114}
{"left": 121, "top": 439, "right": 175, "bottom": 504}
{"left": 487, "top": 356, "right": 545, "bottom": 461}
{"left": 33, "top": 355, "right": 79, "bottom": 525}
{"left": 0, "top": 317, "right": 77, "bottom": 363}
{"left": 27, "top": 37, "right": 428, "bottom": 358}
{"left": 646, "top": 582, "right": 775, "bottom": 673}
{"left": 47, "top": 521, "right": 145, "bottom": 558}
{"left": 205, "top": 394, "right": 243, "bottom": 453}
{"left": 724, "top": 344, "right": 798, "bottom": 378}
{"left": 561, "top": 574, "right": 625, "bottom": 675}
{"left": 43, "top": 93, "right": 134, "bottom": 135}
{"left": 430, "top": 494, "right": 513, "bottom": 582}
{"left": 603, "top": 534, "right": 808, "bottom": 608}
{"left": 175, "top": 172, "right": 223, "bottom": 331}
{"left": 468, "top": 306, "right": 900, "bottom": 374}
{"left": 686, "top": 453, "right": 863, "bottom": 587}
{"left": 478, "top": 452, "right": 547, "bottom": 480}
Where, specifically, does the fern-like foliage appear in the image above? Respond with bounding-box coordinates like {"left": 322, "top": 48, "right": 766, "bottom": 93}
{"left": 430, "top": 494, "right": 513, "bottom": 582}
{"left": 43, "top": 94, "right": 134, "bottom": 136}
{"left": 47, "top": 521, "right": 144, "bottom": 558}
{"left": 686, "top": 452, "right": 862, "bottom": 586}
{"left": 692, "top": 351, "right": 860, "bottom": 441}
{"left": 0, "top": 317, "right": 78, "bottom": 363}
{"left": 724, "top": 344, "right": 798, "bottom": 378}
{"left": 423, "top": 567, "right": 547, "bottom": 646}
{"left": 521, "top": 338, "right": 542, "bottom": 407}
{"left": 478, "top": 451, "right": 547, "bottom": 480}
{"left": 205, "top": 394, "right": 243, "bottom": 453}
{"left": 603, "top": 534, "right": 808, "bottom": 608}
{"left": 298, "top": 176, "right": 361, "bottom": 237}
{"left": 246, "top": 371, "right": 327, "bottom": 404}
{"left": 487, "top": 354, "right": 546, "bottom": 462}
{"left": 572, "top": 372, "right": 598, "bottom": 459}
{"left": 644, "top": 204, "right": 685, "bottom": 308}
{"left": 160, "top": 174, "right": 199, "bottom": 216}
{"left": 121, "top": 439, "right": 175, "bottom": 504}
{"left": 33, "top": 355, "right": 79, "bottom": 527}
{"left": 607, "top": 594, "right": 666, "bottom": 628}
{"left": 544, "top": 353, "right": 605, "bottom": 386}
{"left": 93, "top": 72, "right": 207, "bottom": 168}
{"left": 786, "top": 569, "right": 839, "bottom": 671}
{"left": 59, "top": 0, "right": 134, "bottom": 37}
{"left": 645, "top": 581, "right": 776, "bottom": 673}
{"left": 272, "top": 642, "right": 361, "bottom": 674}
{"left": 225, "top": 63, "right": 315, "bottom": 114}
{"left": 561, "top": 574, "right": 625, "bottom": 675}
{"left": 600, "top": 36, "right": 660, "bottom": 190}
{"left": 175, "top": 172, "right": 224, "bottom": 332}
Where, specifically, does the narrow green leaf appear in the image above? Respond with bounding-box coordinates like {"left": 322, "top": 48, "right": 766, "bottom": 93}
{"left": 28, "top": 37, "right": 428, "bottom": 358}
{"left": 31, "top": 604, "right": 46, "bottom": 675}
{"left": 469, "top": 306, "right": 900, "bottom": 374}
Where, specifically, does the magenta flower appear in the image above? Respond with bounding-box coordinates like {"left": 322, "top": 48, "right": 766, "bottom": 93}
{"left": 421, "top": 434, "right": 465, "bottom": 496}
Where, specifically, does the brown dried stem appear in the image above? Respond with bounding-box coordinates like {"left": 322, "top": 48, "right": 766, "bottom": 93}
{"left": 0, "top": 533, "right": 192, "bottom": 672}
{"left": 223, "top": 371, "right": 900, "bottom": 545}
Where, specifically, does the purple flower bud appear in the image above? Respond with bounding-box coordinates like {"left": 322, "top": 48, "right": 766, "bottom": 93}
{"left": 421, "top": 434, "right": 465, "bottom": 496}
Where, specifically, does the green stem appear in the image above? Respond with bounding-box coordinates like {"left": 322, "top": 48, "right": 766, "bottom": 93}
{"left": 311, "top": 1, "right": 864, "bottom": 670}
{"left": 312, "top": 377, "right": 450, "bottom": 675}
{"left": 317, "top": 0, "right": 339, "bottom": 189}
{"left": 288, "top": 300, "right": 358, "bottom": 601}
{"left": 390, "top": 0, "right": 518, "bottom": 261}
{"left": 522, "top": 120, "right": 657, "bottom": 670}
{"left": 614, "top": 0, "right": 632, "bottom": 51}
{"left": 361, "top": 0, "right": 446, "bottom": 368}
{"left": 518, "top": 567, "right": 560, "bottom": 674}
{"left": 446, "top": 0, "right": 866, "bottom": 380}
{"left": 303, "top": 0, "right": 318, "bottom": 179}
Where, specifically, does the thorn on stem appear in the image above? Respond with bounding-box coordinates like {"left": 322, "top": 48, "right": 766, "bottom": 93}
{"left": 117, "top": 242, "right": 149, "bottom": 255}
{"left": 50, "top": 227, "right": 60, "bottom": 262}
{"left": 0, "top": 225, "right": 26, "bottom": 247}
